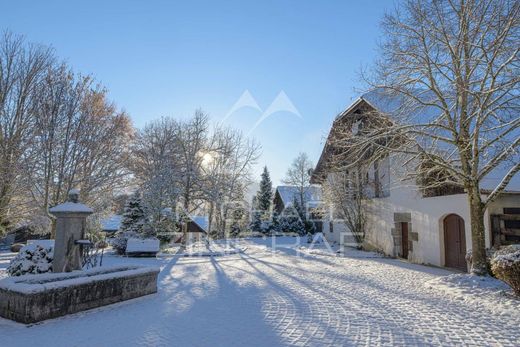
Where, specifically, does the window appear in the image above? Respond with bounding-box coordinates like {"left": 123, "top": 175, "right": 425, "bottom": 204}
{"left": 504, "top": 208, "right": 520, "bottom": 242}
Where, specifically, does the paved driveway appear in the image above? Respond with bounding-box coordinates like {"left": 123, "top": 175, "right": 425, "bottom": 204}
{"left": 0, "top": 239, "right": 518, "bottom": 346}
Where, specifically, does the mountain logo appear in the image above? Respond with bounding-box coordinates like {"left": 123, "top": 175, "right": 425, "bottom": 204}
{"left": 221, "top": 90, "right": 302, "bottom": 135}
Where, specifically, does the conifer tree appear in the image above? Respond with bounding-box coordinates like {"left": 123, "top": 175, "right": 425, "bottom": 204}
{"left": 120, "top": 191, "right": 147, "bottom": 235}
{"left": 256, "top": 166, "right": 273, "bottom": 214}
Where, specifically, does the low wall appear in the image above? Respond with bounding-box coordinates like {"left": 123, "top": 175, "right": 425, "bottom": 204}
{"left": 0, "top": 265, "right": 159, "bottom": 324}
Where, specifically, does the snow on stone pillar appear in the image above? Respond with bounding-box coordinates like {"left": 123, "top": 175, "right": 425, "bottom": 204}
{"left": 49, "top": 189, "right": 93, "bottom": 272}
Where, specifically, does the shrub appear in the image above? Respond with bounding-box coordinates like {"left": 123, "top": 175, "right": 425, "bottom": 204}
{"left": 111, "top": 231, "right": 138, "bottom": 254}
{"left": 491, "top": 246, "right": 520, "bottom": 296}
{"left": 96, "top": 240, "right": 108, "bottom": 249}
{"left": 10, "top": 243, "right": 24, "bottom": 252}
{"left": 7, "top": 244, "right": 53, "bottom": 276}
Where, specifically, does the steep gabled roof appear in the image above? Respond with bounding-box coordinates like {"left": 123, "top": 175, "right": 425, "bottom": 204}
{"left": 275, "top": 185, "right": 322, "bottom": 207}
{"left": 311, "top": 96, "right": 378, "bottom": 184}
{"left": 190, "top": 216, "right": 209, "bottom": 233}
{"left": 312, "top": 89, "right": 520, "bottom": 192}
{"left": 101, "top": 215, "right": 122, "bottom": 231}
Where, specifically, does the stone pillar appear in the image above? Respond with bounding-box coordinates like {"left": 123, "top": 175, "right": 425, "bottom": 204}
{"left": 49, "top": 189, "right": 93, "bottom": 272}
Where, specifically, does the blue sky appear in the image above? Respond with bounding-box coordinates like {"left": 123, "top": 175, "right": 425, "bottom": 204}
{"left": 1, "top": 0, "right": 393, "bottom": 185}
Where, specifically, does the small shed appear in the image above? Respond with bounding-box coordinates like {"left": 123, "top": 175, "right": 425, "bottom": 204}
{"left": 173, "top": 216, "right": 208, "bottom": 244}
{"left": 101, "top": 215, "right": 122, "bottom": 235}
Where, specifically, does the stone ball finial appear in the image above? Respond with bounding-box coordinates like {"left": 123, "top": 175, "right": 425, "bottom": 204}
{"left": 68, "top": 189, "right": 80, "bottom": 203}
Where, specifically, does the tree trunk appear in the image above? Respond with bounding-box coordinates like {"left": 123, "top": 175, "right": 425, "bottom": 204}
{"left": 467, "top": 184, "right": 488, "bottom": 275}
{"left": 181, "top": 196, "right": 189, "bottom": 247}
{"left": 208, "top": 203, "right": 214, "bottom": 238}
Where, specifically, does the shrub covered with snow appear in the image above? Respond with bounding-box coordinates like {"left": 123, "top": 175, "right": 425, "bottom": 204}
{"left": 111, "top": 231, "right": 138, "bottom": 255}
{"left": 7, "top": 244, "right": 53, "bottom": 276}
{"left": 491, "top": 246, "right": 520, "bottom": 296}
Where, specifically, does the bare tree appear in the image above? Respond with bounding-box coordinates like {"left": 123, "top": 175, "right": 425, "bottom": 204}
{"left": 0, "top": 31, "right": 53, "bottom": 234}
{"left": 131, "top": 117, "right": 181, "bottom": 222}
{"left": 175, "top": 110, "right": 209, "bottom": 244}
{"left": 29, "top": 66, "right": 133, "bottom": 235}
{"left": 347, "top": 0, "right": 519, "bottom": 274}
{"left": 201, "top": 126, "right": 260, "bottom": 238}
{"left": 0, "top": 32, "right": 131, "bottom": 237}
{"left": 321, "top": 169, "right": 367, "bottom": 248}
{"left": 283, "top": 152, "right": 314, "bottom": 208}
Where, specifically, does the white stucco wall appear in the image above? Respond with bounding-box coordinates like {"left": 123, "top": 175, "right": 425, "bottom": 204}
{"left": 322, "top": 220, "right": 349, "bottom": 245}
{"left": 366, "top": 187, "right": 472, "bottom": 267}
{"left": 320, "top": 157, "right": 520, "bottom": 268}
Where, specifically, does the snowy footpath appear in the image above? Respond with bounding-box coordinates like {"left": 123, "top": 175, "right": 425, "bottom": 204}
{"left": 0, "top": 237, "right": 519, "bottom": 346}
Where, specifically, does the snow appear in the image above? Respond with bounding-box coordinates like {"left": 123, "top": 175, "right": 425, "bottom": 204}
{"left": 359, "top": 88, "right": 520, "bottom": 192}
{"left": 182, "top": 240, "right": 246, "bottom": 257}
{"left": 492, "top": 249, "right": 520, "bottom": 267}
{"left": 101, "top": 215, "right": 122, "bottom": 231}
{"left": 0, "top": 265, "right": 159, "bottom": 294}
{"left": 27, "top": 239, "right": 54, "bottom": 248}
{"left": 424, "top": 274, "right": 518, "bottom": 316}
{"left": 49, "top": 201, "right": 94, "bottom": 214}
{"left": 0, "top": 237, "right": 518, "bottom": 346}
{"left": 126, "top": 238, "right": 160, "bottom": 253}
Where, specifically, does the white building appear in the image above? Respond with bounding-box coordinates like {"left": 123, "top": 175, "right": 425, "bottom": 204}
{"left": 312, "top": 93, "right": 520, "bottom": 271}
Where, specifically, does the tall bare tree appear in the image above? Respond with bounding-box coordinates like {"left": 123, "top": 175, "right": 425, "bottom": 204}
{"left": 31, "top": 68, "right": 133, "bottom": 228}
{"left": 321, "top": 169, "right": 367, "bottom": 248}
{"left": 348, "top": 0, "right": 519, "bottom": 274}
{"left": 202, "top": 126, "right": 260, "bottom": 237}
{"left": 283, "top": 152, "right": 315, "bottom": 208}
{"left": 0, "top": 32, "right": 53, "bottom": 234}
{"left": 131, "top": 117, "right": 180, "bottom": 221}
{"left": 175, "top": 110, "right": 209, "bottom": 244}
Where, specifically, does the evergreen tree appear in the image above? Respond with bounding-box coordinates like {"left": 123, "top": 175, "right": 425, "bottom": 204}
{"left": 271, "top": 210, "right": 281, "bottom": 234}
{"left": 249, "top": 211, "right": 262, "bottom": 233}
{"left": 279, "top": 201, "right": 306, "bottom": 236}
{"left": 120, "top": 191, "right": 147, "bottom": 235}
{"left": 256, "top": 166, "right": 273, "bottom": 214}
{"left": 292, "top": 195, "right": 316, "bottom": 235}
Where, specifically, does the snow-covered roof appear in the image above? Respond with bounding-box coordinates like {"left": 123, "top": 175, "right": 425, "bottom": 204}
{"left": 191, "top": 216, "right": 209, "bottom": 233}
{"left": 101, "top": 215, "right": 122, "bottom": 231}
{"left": 275, "top": 186, "right": 322, "bottom": 207}
{"left": 480, "top": 168, "right": 520, "bottom": 193}
{"left": 321, "top": 89, "right": 520, "bottom": 192}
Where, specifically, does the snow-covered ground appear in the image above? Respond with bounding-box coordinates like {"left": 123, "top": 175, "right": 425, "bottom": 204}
{"left": 0, "top": 237, "right": 519, "bottom": 346}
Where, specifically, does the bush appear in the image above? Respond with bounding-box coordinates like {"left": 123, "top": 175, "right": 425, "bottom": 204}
{"left": 10, "top": 243, "right": 24, "bottom": 252}
{"left": 491, "top": 246, "right": 520, "bottom": 296}
{"left": 111, "top": 231, "right": 138, "bottom": 254}
{"left": 7, "top": 244, "right": 53, "bottom": 276}
{"left": 96, "top": 240, "right": 108, "bottom": 249}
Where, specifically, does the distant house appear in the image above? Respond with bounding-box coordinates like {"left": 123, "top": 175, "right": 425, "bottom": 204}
{"left": 100, "top": 215, "right": 122, "bottom": 235}
{"left": 173, "top": 216, "right": 208, "bottom": 244}
{"left": 189, "top": 216, "right": 208, "bottom": 234}
{"left": 273, "top": 185, "right": 324, "bottom": 232}
{"left": 0, "top": 225, "right": 50, "bottom": 247}
{"left": 311, "top": 91, "right": 520, "bottom": 271}
{"left": 273, "top": 185, "right": 322, "bottom": 213}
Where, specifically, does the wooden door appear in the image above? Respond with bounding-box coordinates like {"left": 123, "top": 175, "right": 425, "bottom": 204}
{"left": 401, "top": 222, "right": 409, "bottom": 259}
{"left": 444, "top": 214, "right": 467, "bottom": 271}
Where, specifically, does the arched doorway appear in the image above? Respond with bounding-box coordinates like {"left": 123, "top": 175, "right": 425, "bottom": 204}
{"left": 444, "top": 214, "right": 467, "bottom": 271}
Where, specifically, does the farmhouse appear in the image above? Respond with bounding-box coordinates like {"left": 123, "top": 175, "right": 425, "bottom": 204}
{"left": 311, "top": 91, "right": 520, "bottom": 271}
{"left": 273, "top": 185, "right": 324, "bottom": 233}
{"left": 273, "top": 185, "right": 322, "bottom": 214}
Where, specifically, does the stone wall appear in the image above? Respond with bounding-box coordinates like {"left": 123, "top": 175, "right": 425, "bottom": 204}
{"left": 0, "top": 266, "right": 159, "bottom": 324}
